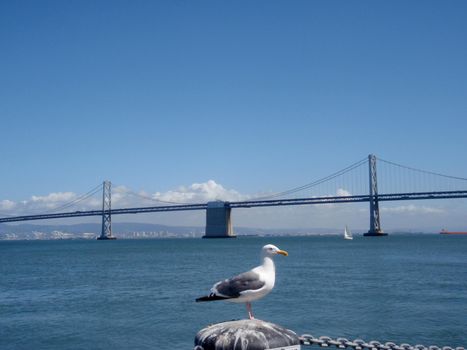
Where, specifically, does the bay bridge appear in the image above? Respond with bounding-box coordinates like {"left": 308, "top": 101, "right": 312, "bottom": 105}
{"left": 1, "top": 154, "right": 467, "bottom": 239}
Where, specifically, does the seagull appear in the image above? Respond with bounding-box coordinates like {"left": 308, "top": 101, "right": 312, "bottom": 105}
{"left": 196, "top": 244, "right": 288, "bottom": 320}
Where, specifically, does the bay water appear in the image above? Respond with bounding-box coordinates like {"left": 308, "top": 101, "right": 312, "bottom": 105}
{"left": 1, "top": 235, "right": 466, "bottom": 349}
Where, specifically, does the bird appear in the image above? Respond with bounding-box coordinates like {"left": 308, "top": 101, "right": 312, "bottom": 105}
{"left": 196, "top": 244, "right": 288, "bottom": 320}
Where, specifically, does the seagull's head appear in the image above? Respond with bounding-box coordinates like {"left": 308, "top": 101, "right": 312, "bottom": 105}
{"left": 261, "top": 244, "right": 288, "bottom": 258}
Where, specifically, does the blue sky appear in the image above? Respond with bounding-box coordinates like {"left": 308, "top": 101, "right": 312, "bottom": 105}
{"left": 1, "top": 1, "right": 466, "bottom": 230}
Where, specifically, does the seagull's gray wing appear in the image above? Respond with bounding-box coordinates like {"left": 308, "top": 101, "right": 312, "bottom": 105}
{"left": 213, "top": 270, "right": 265, "bottom": 298}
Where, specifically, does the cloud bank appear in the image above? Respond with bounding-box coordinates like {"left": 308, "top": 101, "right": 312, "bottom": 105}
{"left": 0, "top": 180, "right": 249, "bottom": 216}
{"left": 151, "top": 180, "right": 248, "bottom": 203}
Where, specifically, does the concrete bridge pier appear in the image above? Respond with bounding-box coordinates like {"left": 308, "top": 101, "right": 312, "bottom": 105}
{"left": 203, "top": 201, "right": 236, "bottom": 238}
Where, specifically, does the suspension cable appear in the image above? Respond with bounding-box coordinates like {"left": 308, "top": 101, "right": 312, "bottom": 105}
{"left": 41, "top": 183, "right": 103, "bottom": 214}
{"left": 115, "top": 186, "right": 193, "bottom": 205}
{"left": 0, "top": 183, "right": 103, "bottom": 217}
{"left": 377, "top": 157, "right": 467, "bottom": 182}
{"left": 254, "top": 157, "right": 368, "bottom": 200}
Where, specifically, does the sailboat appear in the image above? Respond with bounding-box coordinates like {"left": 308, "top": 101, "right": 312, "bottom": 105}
{"left": 344, "top": 225, "right": 353, "bottom": 240}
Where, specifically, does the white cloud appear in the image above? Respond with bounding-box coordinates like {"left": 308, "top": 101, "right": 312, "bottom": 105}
{"left": 381, "top": 204, "right": 444, "bottom": 215}
{"left": 0, "top": 200, "right": 16, "bottom": 210}
{"left": 154, "top": 180, "right": 248, "bottom": 203}
{"left": 336, "top": 188, "right": 351, "bottom": 197}
{"left": 31, "top": 192, "right": 76, "bottom": 204}
{"left": 107, "top": 181, "right": 249, "bottom": 207}
{"left": 111, "top": 185, "right": 131, "bottom": 206}
{"left": 27, "top": 192, "right": 79, "bottom": 210}
{"left": 0, "top": 191, "right": 102, "bottom": 215}
{"left": 0, "top": 180, "right": 251, "bottom": 216}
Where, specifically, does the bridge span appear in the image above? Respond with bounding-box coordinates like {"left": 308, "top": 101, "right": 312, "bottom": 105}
{"left": 1, "top": 191, "right": 467, "bottom": 237}
{"left": 1, "top": 155, "right": 466, "bottom": 238}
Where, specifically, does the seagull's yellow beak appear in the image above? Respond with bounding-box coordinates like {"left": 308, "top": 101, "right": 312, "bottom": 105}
{"left": 276, "top": 249, "right": 288, "bottom": 256}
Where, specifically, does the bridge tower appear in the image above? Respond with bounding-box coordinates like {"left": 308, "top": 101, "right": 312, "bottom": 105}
{"left": 97, "top": 180, "right": 116, "bottom": 240}
{"left": 364, "top": 154, "right": 387, "bottom": 237}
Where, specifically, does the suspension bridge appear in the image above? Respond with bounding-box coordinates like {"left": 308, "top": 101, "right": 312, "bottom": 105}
{"left": 1, "top": 154, "right": 466, "bottom": 239}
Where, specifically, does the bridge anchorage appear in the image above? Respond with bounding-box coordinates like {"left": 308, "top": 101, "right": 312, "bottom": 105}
{"left": 97, "top": 180, "right": 116, "bottom": 240}
{"left": 203, "top": 201, "right": 235, "bottom": 238}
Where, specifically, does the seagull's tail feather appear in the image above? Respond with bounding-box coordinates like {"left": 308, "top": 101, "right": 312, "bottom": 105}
{"left": 196, "top": 294, "right": 229, "bottom": 302}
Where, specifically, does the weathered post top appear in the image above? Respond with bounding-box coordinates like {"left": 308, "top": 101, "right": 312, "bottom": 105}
{"left": 194, "top": 319, "right": 300, "bottom": 350}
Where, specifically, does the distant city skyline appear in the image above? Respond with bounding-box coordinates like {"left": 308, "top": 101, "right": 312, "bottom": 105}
{"left": 1, "top": 1, "right": 466, "bottom": 230}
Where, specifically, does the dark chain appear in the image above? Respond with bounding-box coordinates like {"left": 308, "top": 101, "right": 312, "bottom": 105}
{"left": 300, "top": 334, "right": 465, "bottom": 350}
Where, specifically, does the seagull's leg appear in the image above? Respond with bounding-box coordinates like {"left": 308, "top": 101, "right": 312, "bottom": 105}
{"left": 246, "top": 302, "right": 254, "bottom": 320}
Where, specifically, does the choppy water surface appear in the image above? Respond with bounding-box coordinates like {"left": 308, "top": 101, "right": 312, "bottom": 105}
{"left": 1, "top": 234, "right": 466, "bottom": 349}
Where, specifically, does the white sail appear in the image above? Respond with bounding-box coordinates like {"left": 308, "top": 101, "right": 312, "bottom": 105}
{"left": 344, "top": 225, "right": 353, "bottom": 240}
